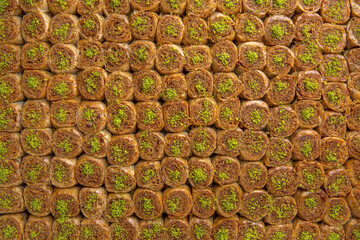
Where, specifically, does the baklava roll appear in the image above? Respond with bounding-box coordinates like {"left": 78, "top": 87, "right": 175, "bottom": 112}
{"left": 156, "top": 14, "right": 184, "bottom": 45}
{"left": 164, "top": 132, "right": 191, "bottom": 158}
{"left": 346, "top": 186, "right": 360, "bottom": 218}
{"left": 20, "top": 128, "right": 52, "bottom": 156}
{"left": 319, "top": 225, "right": 345, "bottom": 240}
{"left": 105, "top": 71, "right": 133, "bottom": 102}
{"left": 103, "top": 0, "right": 130, "bottom": 15}
{"left": 214, "top": 183, "right": 242, "bottom": 217}
{"left": 239, "top": 190, "right": 272, "bottom": 221}
{"left": 265, "top": 45, "right": 294, "bottom": 78}
{"left": 268, "top": 105, "right": 300, "bottom": 137}
{"left": 79, "top": 13, "right": 104, "bottom": 40}
{"left": 50, "top": 187, "right": 80, "bottom": 220}
{"left": 189, "top": 217, "right": 212, "bottom": 240}
{"left": 24, "top": 185, "right": 52, "bottom": 217}
{"left": 51, "top": 127, "right": 82, "bottom": 158}
{"left": 48, "top": 44, "right": 78, "bottom": 74}
{"left": 105, "top": 165, "right": 136, "bottom": 193}
{"left": 183, "top": 45, "right": 211, "bottom": 72}
{"left": 239, "top": 129, "right": 269, "bottom": 161}
{"left": 293, "top": 42, "right": 323, "bottom": 70}
{"left": 0, "top": 16, "right": 22, "bottom": 44}
{"left": 80, "top": 218, "right": 110, "bottom": 240}
{"left": 216, "top": 0, "right": 242, "bottom": 14}
{"left": 102, "top": 42, "right": 130, "bottom": 71}
{"left": 266, "top": 166, "right": 299, "bottom": 197}
{"left": 21, "top": 99, "right": 51, "bottom": 129}
{"left": 186, "top": 69, "right": 213, "bottom": 99}
{"left": 48, "top": 0, "right": 77, "bottom": 14}
{"left": 78, "top": 67, "right": 107, "bottom": 100}
{"left": 212, "top": 216, "right": 239, "bottom": 240}
{"left": 186, "top": 0, "right": 216, "bottom": 18}
{"left": 50, "top": 98, "right": 80, "bottom": 128}
{"left": 291, "top": 130, "right": 321, "bottom": 161}
{"left": 240, "top": 100, "right": 269, "bottom": 130}
{"left": 0, "top": 44, "right": 21, "bottom": 74}
{"left": 129, "top": 40, "right": 156, "bottom": 72}
{"left": 51, "top": 217, "right": 81, "bottom": 240}
{"left": 210, "top": 40, "right": 238, "bottom": 72}
{"left": 212, "top": 155, "right": 240, "bottom": 185}
{"left": 320, "top": 0, "right": 350, "bottom": 24}
{"left": 189, "top": 98, "right": 218, "bottom": 126}
{"left": 133, "top": 189, "right": 162, "bottom": 220}
{"left": 163, "top": 100, "right": 189, "bottom": 133}
{"left": 295, "top": 189, "right": 328, "bottom": 222}
{"left": 77, "top": 0, "right": 103, "bottom": 15}
{"left": 129, "top": 11, "right": 158, "bottom": 41}
{"left": 292, "top": 219, "right": 321, "bottom": 240}
{"left": 106, "top": 101, "right": 136, "bottom": 134}
{"left": 322, "top": 197, "right": 351, "bottom": 226}
{"left": 318, "top": 24, "right": 346, "bottom": 54}
{"left": 265, "top": 196, "right": 297, "bottom": 225}
{"left": 76, "top": 101, "right": 107, "bottom": 134}
{"left": 324, "top": 168, "right": 352, "bottom": 197}
{"left": 188, "top": 157, "right": 214, "bottom": 189}
{"left": 79, "top": 187, "right": 106, "bottom": 219}
{"left": 163, "top": 185, "right": 193, "bottom": 218}
{"left": 165, "top": 218, "right": 189, "bottom": 240}
{"left": 346, "top": 17, "right": 360, "bottom": 48}
{"left": 24, "top": 216, "right": 53, "bottom": 240}
{"left": 77, "top": 40, "right": 102, "bottom": 69}
{"left": 47, "top": 74, "right": 78, "bottom": 101}
{"left": 213, "top": 73, "right": 242, "bottom": 101}
{"left": 22, "top": 70, "right": 50, "bottom": 100}
{"left": 345, "top": 48, "right": 360, "bottom": 72}
{"left": 103, "top": 14, "right": 132, "bottom": 43}
{"left": 317, "top": 111, "right": 347, "bottom": 138}
{"left": 107, "top": 134, "right": 139, "bottom": 166}
{"left": 264, "top": 15, "right": 295, "bottom": 46}
{"left": 48, "top": 14, "right": 79, "bottom": 44}
{"left": 269, "top": 0, "right": 296, "bottom": 16}
{"left": 0, "top": 187, "right": 25, "bottom": 213}
{"left": 345, "top": 219, "right": 360, "bottom": 240}
{"left": 0, "top": 133, "right": 23, "bottom": 159}
{"left": 296, "top": 70, "right": 322, "bottom": 100}
{"left": 0, "top": 75, "right": 23, "bottom": 103}
{"left": 20, "top": 155, "right": 50, "bottom": 185}
{"left": 161, "top": 156, "right": 188, "bottom": 187}
{"left": 295, "top": 161, "right": 325, "bottom": 190}
{"left": 155, "top": 44, "right": 184, "bottom": 74}
{"left": 21, "top": 12, "right": 50, "bottom": 42}
{"left": 294, "top": 12, "right": 323, "bottom": 41}
{"left": 264, "top": 137, "right": 293, "bottom": 167}
{"left": 136, "top": 101, "right": 164, "bottom": 131}
{"left": 133, "top": 70, "right": 162, "bottom": 101}
{"left": 189, "top": 127, "right": 216, "bottom": 158}
{"left": 239, "top": 70, "right": 269, "bottom": 100}
{"left": 183, "top": 16, "right": 208, "bottom": 45}
{"left": 237, "top": 42, "right": 266, "bottom": 71}
{"left": 216, "top": 128, "right": 243, "bottom": 157}
{"left": 266, "top": 224, "right": 293, "bottom": 240}
{"left": 238, "top": 219, "right": 266, "bottom": 240}
{"left": 348, "top": 72, "right": 360, "bottom": 100}
{"left": 319, "top": 137, "right": 348, "bottom": 169}
{"left": 265, "top": 74, "right": 296, "bottom": 106}
{"left": 135, "top": 161, "right": 163, "bottom": 191}
{"left": 345, "top": 159, "right": 360, "bottom": 186}
{"left": 49, "top": 157, "right": 77, "bottom": 188}
{"left": 136, "top": 130, "right": 165, "bottom": 161}
{"left": 0, "top": 159, "right": 22, "bottom": 187}
{"left": 234, "top": 14, "right": 264, "bottom": 43}
{"left": 207, "top": 13, "right": 235, "bottom": 43}
{"left": 243, "top": 0, "right": 271, "bottom": 18}
{"left": 160, "top": 0, "right": 186, "bottom": 14}
{"left": 21, "top": 42, "right": 49, "bottom": 70}
{"left": 75, "top": 155, "right": 107, "bottom": 187}
{"left": 0, "top": 214, "right": 25, "bottom": 240}
{"left": 161, "top": 73, "right": 187, "bottom": 101}
{"left": 293, "top": 100, "right": 324, "bottom": 129}
{"left": 319, "top": 55, "right": 349, "bottom": 83}
{"left": 109, "top": 217, "right": 139, "bottom": 240}
{"left": 103, "top": 193, "right": 134, "bottom": 222}
{"left": 346, "top": 104, "right": 360, "bottom": 131}
{"left": 0, "top": 0, "right": 22, "bottom": 16}
{"left": 138, "top": 219, "right": 166, "bottom": 240}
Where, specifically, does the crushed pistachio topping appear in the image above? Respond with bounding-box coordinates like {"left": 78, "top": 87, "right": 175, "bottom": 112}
{"left": 211, "top": 17, "right": 229, "bottom": 34}
{"left": 56, "top": 51, "right": 70, "bottom": 70}
{"left": 27, "top": 44, "right": 45, "bottom": 59}
{"left": 110, "top": 199, "right": 126, "bottom": 218}
{"left": 214, "top": 227, "right": 228, "bottom": 240}
{"left": 142, "top": 197, "right": 155, "bottom": 214}
{"left": 111, "top": 145, "right": 128, "bottom": 164}
{"left": 304, "top": 197, "right": 317, "bottom": 209}
{"left": 85, "top": 71, "right": 100, "bottom": 94}
{"left": 131, "top": 17, "right": 147, "bottom": 32}
{"left": 300, "top": 141, "right": 312, "bottom": 157}
{"left": 221, "top": 187, "right": 238, "bottom": 212}
{"left": 80, "top": 161, "right": 94, "bottom": 176}
{"left": 54, "top": 82, "right": 69, "bottom": 96}
{"left": 167, "top": 197, "right": 179, "bottom": 213}
{"left": 325, "top": 58, "right": 343, "bottom": 77}
{"left": 217, "top": 52, "right": 230, "bottom": 66}
{"left": 303, "top": 77, "right": 318, "bottom": 91}
{"left": 246, "top": 50, "right": 258, "bottom": 64}
{"left": 55, "top": 23, "right": 70, "bottom": 41}
{"left": 142, "top": 169, "right": 155, "bottom": 183}
{"left": 327, "top": 90, "right": 343, "bottom": 104}
{"left": 135, "top": 46, "right": 148, "bottom": 61}
{"left": 271, "top": 24, "right": 287, "bottom": 40}
{"left": 143, "top": 108, "right": 158, "bottom": 124}
{"left": 114, "top": 174, "right": 127, "bottom": 190}
{"left": 194, "top": 224, "right": 204, "bottom": 240}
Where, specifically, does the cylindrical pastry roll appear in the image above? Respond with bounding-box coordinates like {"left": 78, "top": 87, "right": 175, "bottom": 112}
{"left": 237, "top": 42, "right": 266, "bottom": 71}
{"left": 80, "top": 218, "right": 110, "bottom": 240}
{"left": 243, "top": 0, "right": 270, "bottom": 18}
{"left": 292, "top": 219, "right": 321, "bottom": 240}
{"left": 295, "top": 161, "right": 325, "bottom": 190}
{"left": 324, "top": 168, "right": 351, "bottom": 197}
{"left": 345, "top": 159, "right": 360, "bottom": 186}
{"left": 239, "top": 129, "right": 269, "bottom": 161}
{"left": 165, "top": 218, "right": 189, "bottom": 240}
{"left": 20, "top": 155, "right": 50, "bottom": 185}
{"left": 266, "top": 224, "right": 293, "bottom": 240}
{"left": 212, "top": 216, "right": 239, "bottom": 240}
{"left": 345, "top": 218, "right": 360, "bottom": 240}
{"left": 133, "top": 189, "right": 162, "bottom": 220}
{"left": 240, "top": 100, "right": 269, "bottom": 130}
{"left": 265, "top": 74, "right": 296, "bottom": 106}
{"left": 79, "top": 187, "right": 106, "bottom": 219}
{"left": 295, "top": 189, "right": 328, "bottom": 222}
{"left": 133, "top": 70, "right": 162, "bottom": 101}
{"left": 239, "top": 162, "right": 267, "bottom": 192}
{"left": 163, "top": 101, "right": 189, "bottom": 133}
{"left": 240, "top": 70, "right": 269, "bottom": 100}
{"left": 161, "top": 156, "right": 188, "bottom": 187}
{"left": 216, "top": 0, "right": 242, "bottom": 15}
{"left": 103, "top": 14, "right": 132, "bottom": 43}
{"left": 294, "top": 13, "right": 323, "bottom": 41}
{"left": 50, "top": 187, "right": 80, "bottom": 220}
{"left": 318, "top": 24, "right": 346, "bottom": 54}
{"left": 265, "top": 45, "right": 294, "bottom": 77}
{"left": 0, "top": 133, "right": 24, "bottom": 159}
{"left": 319, "top": 224, "right": 345, "bottom": 240}
{"left": 0, "top": 214, "right": 25, "bottom": 240}
{"left": 235, "top": 14, "right": 264, "bottom": 43}
{"left": 49, "top": 157, "right": 77, "bottom": 188}
{"left": 24, "top": 216, "right": 53, "bottom": 240}
{"left": 51, "top": 127, "right": 82, "bottom": 158}
{"left": 79, "top": 13, "right": 104, "bottom": 40}
{"left": 135, "top": 161, "right": 163, "bottom": 191}
{"left": 24, "top": 185, "right": 52, "bottom": 217}
{"left": 156, "top": 14, "right": 184, "bottom": 45}
{"left": 293, "top": 100, "right": 324, "bottom": 129}
{"left": 216, "top": 128, "right": 243, "bottom": 157}
{"left": 77, "top": 40, "right": 102, "bottom": 69}
{"left": 0, "top": 159, "right": 22, "bottom": 187}
{"left": 48, "top": 44, "right": 78, "bottom": 74}
{"left": 186, "top": 0, "right": 216, "bottom": 18}
{"left": 319, "top": 55, "right": 349, "bottom": 83}
{"left": 188, "top": 157, "right": 214, "bottom": 189}
{"left": 22, "top": 70, "right": 50, "bottom": 100}
{"left": 184, "top": 45, "right": 211, "bottom": 72}
{"left": 346, "top": 186, "right": 360, "bottom": 218}
{"left": 163, "top": 185, "right": 193, "bottom": 218}
{"left": 0, "top": 75, "right": 23, "bottom": 103}
{"left": 297, "top": 0, "right": 322, "bottom": 12}
{"left": 189, "top": 98, "right": 218, "bottom": 126}
{"left": 296, "top": 71, "right": 322, "bottom": 100}
{"left": 129, "top": 11, "right": 158, "bottom": 41}
{"left": 210, "top": 40, "right": 238, "bottom": 72}
{"left": 189, "top": 127, "right": 216, "bottom": 158}
{"left": 106, "top": 102, "right": 136, "bottom": 134}
{"left": 264, "top": 137, "right": 293, "bottom": 167}
{"left": 47, "top": 74, "right": 78, "bottom": 101}
{"left": 186, "top": 69, "right": 213, "bottom": 99}
{"left": 293, "top": 41, "right": 323, "bottom": 70}
{"left": 138, "top": 219, "right": 166, "bottom": 240}
{"left": 0, "top": 44, "right": 21, "bottom": 74}
{"left": 21, "top": 99, "right": 50, "bottom": 129}
{"left": 129, "top": 40, "right": 156, "bottom": 72}
{"left": 75, "top": 155, "right": 107, "bottom": 187}
{"left": 214, "top": 183, "right": 242, "bottom": 217}
{"left": 105, "top": 71, "right": 133, "bottom": 102}
{"left": 189, "top": 217, "right": 212, "bottom": 240}
{"left": 0, "top": 0, "right": 21, "bottom": 15}
{"left": 51, "top": 217, "right": 81, "bottom": 240}
{"left": 136, "top": 131, "right": 165, "bottom": 161}
{"left": 207, "top": 13, "right": 235, "bottom": 43}
{"left": 102, "top": 42, "right": 130, "bottom": 72}
{"left": 107, "top": 134, "right": 139, "bottom": 166}
{"left": 104, "top": 193, "right": 134, "bottom": 222}
{"left": 21, "top": 12, "right": 50, "bottom": 42}
{"left": 264, "top": 15, "right": 295, "bottom": 46}
{"left": 266, "top": 166, "right": 299, "bottom": 197}
{"left": 0, "top": 187, "right": 25, "bottom": 213}
{"left": 239, "top": 190, "right": 272, "bottom": 221}
{"left": 268, "top": 105, "right": 300, "bottom": 137}
{"left": 21, "top": 42, "right": 49, "bottom": 70}
{"left": 291, "top": 130, "right": 321, "bottom": 161}
{"left": 183, "top": 16, "right": 208, "bottom": 45}
{"left": 346, "top": 104, "right": 360, "bottom": 131}
{"left": 164, "top": 133, "right": 191, "bottom": 158}
{"left": 76, "top": 101, "right": 107, "bottom": 134}
{"left": 77, "top": 0, "right": 102, "bottom": 14}
{"left": 103, "top": 0, "right": 130, "bottom": 15}
{"left": 345, "top": 48, "right": 360, "bottom": 72}
{"left": 265, "top": 196, "right": 297, "bottom": 225}
{"left": 48, "top": 0, "right": 77, "bottom": 14}
{"left": 213, "top": 72, "right": 242, "bottom": 101}
{"left": 317, "top": 111, "right": 347, "bottom": 138}
{"left": 155, "top": 44, "right": 184, "bottom": 74}
{"left": 320, "top": 0, "right": 350, "bottom": 24}
{"left": 48, "top": 14, "right": 79, "bottom": 44}
{"left": 319, "top": 137, "right": 348, "bottom": 169}
{"left": 0, "top": 16, "right": 22, "bottom": 44}
{"left": 105, "top": 165, "right": 136, "bottom": 193}
{"left": 269, "top": 0, "right": 296, "bottom": 16}
{"left": 346, "top": 17, "right": 360, "bottom": 48}
{"left": 238, "top": 219, "right": 266, "bottom": 240}
{"left": 212, "top": 155, "right": 240, "bottom": 185}
{"left": 50, "top": 98, "right": 80, "bottom": 128}
{"left": 136, "top": 101, "right": 164, "bottom": 131}
{"left": 161, "top": 73, "right": 187, "bottom": 101}
{"left": 78, "top": 67, "right": 107, "bottom": 100}
{"left": 160, "top": 0, "right": 186, "bottom": 14}
{"left": 323, "top": 197, "right": 351, "bottom": 226}
{"left": 109, "top": 217, "right": 139, "bottom": 240}
{"left": 20, "top": 128, "right": 52, "bottom": 156}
